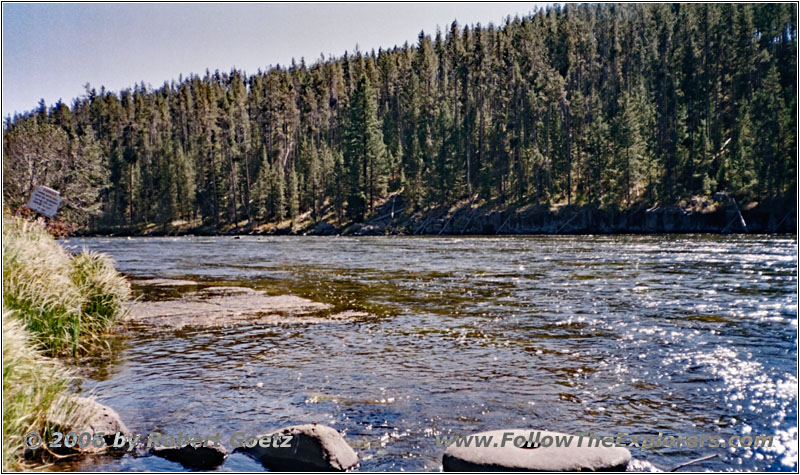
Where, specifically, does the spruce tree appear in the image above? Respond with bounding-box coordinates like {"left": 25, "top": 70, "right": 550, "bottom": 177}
{"left": 343, "top": 75, "right": 386, "bottom": 220}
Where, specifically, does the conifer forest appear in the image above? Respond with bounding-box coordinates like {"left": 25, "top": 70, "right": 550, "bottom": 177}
{"left": 3, "top": 3, "right": 796, "bottom": 232}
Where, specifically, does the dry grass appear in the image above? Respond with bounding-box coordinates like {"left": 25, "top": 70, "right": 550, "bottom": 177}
{"left": 2, "top": 214, "right": 131, "bottom": 468}
{"left": 70, "top": 250, "right": 132, "bottom": 351}
{"left": 3, "top": 214, "right": 131, "bottom": 355}
{"left": 2, "top": 310, "right": 77, "bottom": 470}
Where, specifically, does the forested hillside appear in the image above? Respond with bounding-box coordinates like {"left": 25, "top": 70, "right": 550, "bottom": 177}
{"left": 3, "top": 3, "right": 796, "bottom": 233}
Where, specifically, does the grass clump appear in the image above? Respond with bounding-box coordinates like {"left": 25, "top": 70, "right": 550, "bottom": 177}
{"left": 70, "top": 250, "right": 131, "bottom": 347}
{"left": 2, "top": 214, "right": 129, "bottom": 468}
{"left": 3, "top": 216, "right": 83, "bottom": 354}
{"left": 2, "top": 214, "right": 131, "bottom": 355}
{"left": 2, "top": 310, "right": 77, "bottom": 470}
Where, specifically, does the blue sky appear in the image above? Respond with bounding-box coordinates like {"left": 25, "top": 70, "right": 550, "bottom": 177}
{"left": 2, "top": 3, "right": 550, "bottom": 118}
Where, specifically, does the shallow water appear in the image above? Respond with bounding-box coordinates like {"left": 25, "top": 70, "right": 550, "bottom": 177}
{"left": 56, "top": 235, "right": 797, "bottom": 471}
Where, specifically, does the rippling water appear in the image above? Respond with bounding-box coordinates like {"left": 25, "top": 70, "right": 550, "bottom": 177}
{"left": 57, "top": 235, "right": 797, "bottom": 472}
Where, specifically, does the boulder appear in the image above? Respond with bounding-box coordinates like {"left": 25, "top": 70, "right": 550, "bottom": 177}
{"left": 357, "top": 224, "right": 384, "bottom": 236}
{"left": 342, "top": 223, "right": 362, "bottom": 235}
{"left": 45, "top": 397, "right": 130, "bottom": 454}
{"left": 151, "top": 440, "right": 228, "bottom": 470}
{"left": 442, "top": 429, "right": 631, "bottom": 472}
{"left": 314, "top": 222, "right": 337, "bottom": 236}
{"left": 236, "top": 423, "right": 358, "bottom": 471}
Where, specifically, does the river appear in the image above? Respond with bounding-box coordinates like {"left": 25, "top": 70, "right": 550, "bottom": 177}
{"left": 57, "top": 235, "right": 797, "bottom": 471}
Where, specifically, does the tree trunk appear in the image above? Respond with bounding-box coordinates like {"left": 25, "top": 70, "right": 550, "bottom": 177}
{"left": 243, "top": 153, "right": 252, "bottom": 224}
{"left": 562, "top": 101, "right": 572, "bottom": 206}
{"left": 128, "top": 163, "right": 134, "bottom": 225}
{"left": 228, "top": 150, "right": 238, "bottom": 225}
{"left": 210, "top": 149, "right": 219, "bottom": 229}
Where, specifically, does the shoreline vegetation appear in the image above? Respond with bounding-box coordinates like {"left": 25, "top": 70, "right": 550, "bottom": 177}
{"left": 2, "top": 214, "right": 131, "bottom": 470}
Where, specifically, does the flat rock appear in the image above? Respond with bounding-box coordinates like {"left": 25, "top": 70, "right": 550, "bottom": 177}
{"left": 442, "top": 429, "right": 631, "bottom": 472}
{"left": 236, "top": 424, "right": 358, "bottom": 471}
{"left": 127, "top": 286, "right": 342, "bottom": 330}
{"left": 151, "top": 441, "right": 228, "bottom": 469}
{"left": 329, "top": 310, "right": 370, "bottom": 320}
{"left": 133, "top": 278, "right": 199, "bottom": 287}
{"left": 200, "top": 286, "right": 257, "bottom": 296}
{"left": 45, "top": 397, "right": 130, "bottom": 454}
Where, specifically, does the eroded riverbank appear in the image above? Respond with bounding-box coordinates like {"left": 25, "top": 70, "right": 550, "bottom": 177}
{"left": 83, "top": 195, "right": 796, "bottom": 237}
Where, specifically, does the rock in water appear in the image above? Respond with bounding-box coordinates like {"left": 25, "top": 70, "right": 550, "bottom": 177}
{"left": 442, "top": 429, "right": 631, "bottom": 472}
{"left": 236, "top": 424, "right": 358, "bottom": 471}
{"left": 151, "top": 441, "right": 228, "bottom": 470}
{"left": 45, "top": 397, "right": 130, "bottom": 454}
{"left": 127, "top": 286, "right": 336, "bottom": 330}
{"left": 314, "top": 222, "right": 337, "bottom": 235}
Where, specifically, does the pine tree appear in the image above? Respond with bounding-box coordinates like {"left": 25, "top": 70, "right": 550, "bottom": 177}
{"left": 401, "top": 71, "right": 424, "bottom": 209}
{"left": 270, "top": 161, "right": 286, "bottom": 221}
{"left": 752, "top": 64, "right": 786, "bottom": 198}
{"left": 287, "top": 163, "right": 299, "bottom": 221}
{"left": 611, "top": 92, "right": 645, "bottom": 206}
{"left": 343, "top": 75, "right": 386, "bottom": 220}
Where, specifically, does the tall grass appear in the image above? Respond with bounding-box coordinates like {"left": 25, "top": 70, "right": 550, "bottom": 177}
{"left": 70, "top": 250, "right": 131, "bottom": 351}
{"left": 2, "top": 214, "right": 131, "bottom": 355}
{"left": 2, "top": 310, "right": 75, "bottom": 470}
{"left": 3, "top": 214, "right": 131, "bottom": 468}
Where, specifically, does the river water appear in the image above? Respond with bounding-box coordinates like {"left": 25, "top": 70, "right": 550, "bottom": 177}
{"left": 57, "top": 235, "right": 797, "bottom": 472}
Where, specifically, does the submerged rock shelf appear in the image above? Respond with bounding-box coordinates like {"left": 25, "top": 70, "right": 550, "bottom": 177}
{"left": 127, "top": 283, "right": 366, "bottom": 330}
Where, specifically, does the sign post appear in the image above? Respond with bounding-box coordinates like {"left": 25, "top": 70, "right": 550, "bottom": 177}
{"left": 26, "top": 186, "right": 63, "bottom": 218}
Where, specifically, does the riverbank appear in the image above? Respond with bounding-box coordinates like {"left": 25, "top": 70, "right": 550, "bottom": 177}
{"left": 83, "top": 194, "right": 796, "bottom": 237}
{"left": 2, "top": 214, "right": 131, "bottom": 469}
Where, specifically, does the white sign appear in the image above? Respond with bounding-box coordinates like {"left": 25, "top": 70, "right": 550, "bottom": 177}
{"left": 26, "top": 186, "right": 63, "bottom": 218}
